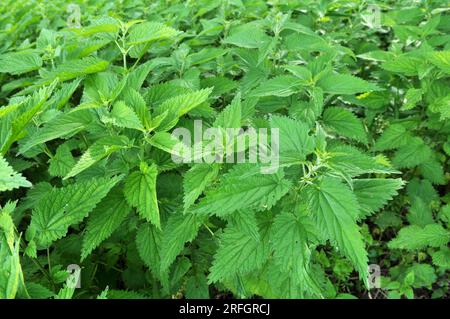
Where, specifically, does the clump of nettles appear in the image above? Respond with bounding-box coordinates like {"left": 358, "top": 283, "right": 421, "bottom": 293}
{"left": 0, "top": 0, "right": 449, "bottom": 299}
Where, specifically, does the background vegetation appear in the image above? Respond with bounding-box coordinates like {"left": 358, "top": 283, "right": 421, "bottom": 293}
{"left": 0, "top": 0, "right": 449, "bottom": 299}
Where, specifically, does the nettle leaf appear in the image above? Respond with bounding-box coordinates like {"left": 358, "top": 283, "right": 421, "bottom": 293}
{"left": 317, "top": 74, "right": 380, "bottom": 95}
{"left": 250, "top": 76, "right": 302, "bottom": 97}
{"left": 192, "top": 165, "right": 292, "bottom": 217}
{"left": 426, "top": 51, "right": 450, "bottom": 74}
{"left": 373, "top": 124, "right": 411, "bottom": 151}
{"left": 48, "top": 144, "right": 76, "bottom": 177}
{"left": 306, "top": 177, "right": 368, "bottom": 283}
{"left": 389, "top": 224, "right": 450, "bottom": 250}
{"left": 270, "top": 212, "right": 321, "bottom": 295}
{"left": 223, "top": 23, "right": 270, "bottom": 48}
{"left": 208, "top": 222, "right": 270, "bottom": 284}
{"left": 2, "top": 82, "right": 57, "bottom": 154}
{"left": 323, "top": 107, "right": 368, "bottom": 144}
{"left": 81, "top": 187, "right": 131, "bottom": 260}
{"left": 160, "top": 212, "right": 204, "bottom": 272}
{"left": 270, "top": 115, "right": 315, "bottom": 166}
{"left": 0, "top": 52, "right": 42, "bottom": 75}
{"left": 0, "top": 155, "right": 32, "bottom": 191}
{"left": 183, "top": 164, "right": 219, "bottom": 211}
{"left": 40, "top": 57, "right": 109, "bottom": 85}
{"left": 152, "top": 88, "right": 213, "bottom": 131}
{"left": 29, "top": 176, "right": 122, "bottom": 247}
{"left": 327, "top": 144, "right": 397, "bottom": 177}
{"left": 124, "top": 162, "right": 160, "bottom": 228}
{"left": 64, "top": 135, "right": 130, "bottom": 179}
{"left": 108, "top": 101, "right": 144, "bottom": 131}
{"left": 381, "top": 55, "right": 422, "bottom": 76}
{"left": 136, "top": 223, "right": 166, "bottom": 281}
{"left": 353, "top": 179, "right": 404, "bottom": 218}
{"left": 401, "top": 88, "right": 422, "bottom": 111}
{"left": 19, "top": 109, "right": 94, "bottom": 154}
{"left": 127, "top": 22, "right": 180, "bottom": 45}
{"left": 392, "top": 137, "right": 433, "bottom": 168}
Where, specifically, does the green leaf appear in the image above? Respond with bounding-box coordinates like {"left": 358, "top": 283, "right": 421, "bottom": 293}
{"left": 427, "top": 51, "right": 450, "bottom": 74}
{"left": 392, "top": 137, "right": 433, "bottom": 168}
{"left": 0, "top": 155, "right": 32, "bottom": 191}
{"left": 192, "top": 165, "right": 292, "bottom": 217}
{"left": 108, "top": 101, "right": 144, "bottom": 131}
{"left": 373, "top": 124, "right": 411, "bottom": 151}
{"left": 406, "top": 197, "right": 434, "bottom": 227}
{"left": 388, "top": 224, "right": 450, "bottom": 250}
{"left": 40, "top": 57, "right": 109, "bottom": 84}
{"left": 353, "top": 178, "right": 404, "bottom": 218}
{"left": 19, "top": 109, "right": 93, "bottom": 154}
{"left": 317, "top": 74, "right": 380, "bottom": 95}
{"left": 183, "top": 164, "right": 219, "bottom": 211}
{"left": 2, "top": 82, "right": 57, "bottom": 154}
{"left": 381, "top": 55, "right": 421, "bottom": 76}
{"left": 0, "top": 52, "right": 42, "bottom": 75}
{"left": 401, "top": 88, "right": 422, "bottom": 111}
{"left": 327, "top": 144, "right": 398, "bottom": 177}
{"left": 323, "top": 107, "right": 368, "bottom": 144}
{"left": 270, "top": 212, "right": 322, "bottom": 295}
{"left": 306, "top": 177, "right": 368, "bottom": 283}
{"left": 160, "top": 212, "right": 203, "bottom": 272}
{"left": 29, "top": 176, "right": 122, "bottom": 247}
{"left": 127, "top": 22, "right": 180, "bottom": 45}
{"left": 270, "top": 115, "right": 315, "bottom": 166}
{"left": 64, "top": 135, "right": 130, "bottom": 179}
{"left": 208, "top": 223, "right": 269, "bottom": 283}
{"left": 48, "top": 144, "right": 76, "bottom": 177}
{"left": 153, "top": 88, "right": 212, "bottom": 131}
{"left": 124, "top": 162, "right": 160, "bottom": 228}
{"left": 223, "top": 24, "right": 270, "bottom": 48}
{"left": 136, "top": 223, "right": 166, "bottom": 280}
{"left": 81, "top": 188, "right": 131, "bottom": 260}
{"left": 250, "top": 76, "right": 302, "bottom": 97}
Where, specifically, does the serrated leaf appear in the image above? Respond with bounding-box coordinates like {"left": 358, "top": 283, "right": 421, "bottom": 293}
{"left": 48, "top": 144, "right": 76, "bottom": 177}
{"left": 353, "top": 178, "right": 404, "bottom": 218}
{"left": 388, "top": 224, "right": 450, "bottom": 250}
{"left": 192, "top": 165, "right": 292, "bottom": 217}
{"left": 323, "top": 107, "right": 368, "bottom": 144}
{"left": 250, "top": 75, "right": 302, "bottom": 97}
{"left": 270, "top": 116, "right": 315, "bottom": 166}
{"left": 81, "top": 188, "right": 131, "bottom": 260}
{"left": 373, "top": 124, "right": 411, "bottom": 151}
{"left": 124, "top": 163, "right": 160, "bottom": 228}
{"left": 109, "top": 101, "right": 144, "bottom": 131}
{"left": 19, "top": 109, "right": 93, "bottom": 154}
{"left": 29, "top": 176, "right": 122, "bottom": 247}
{"left": 208, "top": 223, "right": 269, "bottom": 284}
{"left": 127, "top": 22, "right": 180, "bottom": 45}
{"left": 183, "top": 164, "right": 219, "bottom": 211}
{"left": 160, "top": 212, "right": 203, "bottom": 272}
{"left": 392, "top": 137, "right": 433, "bottom": 168}
{"left": 306, "top": 177, "right": 368, "bottom": 283}
{"left": 0, "top": 155, "right": 32, "bottom": 191}
{"left": 64, "top": 135, "right": 129, "bottom": 179}
{"left": 318, "top": 74, "right": 380, "bottom": 95}
{"left": 0, "top": 52, "right": 42, "bottom": 75}
{"left": 153, "top": 88, "right": 212, "bottom": 131}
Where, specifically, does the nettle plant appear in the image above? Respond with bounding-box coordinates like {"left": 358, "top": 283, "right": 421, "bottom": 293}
{"left": 0, "top": 0, "right": 449, "bottom": 299}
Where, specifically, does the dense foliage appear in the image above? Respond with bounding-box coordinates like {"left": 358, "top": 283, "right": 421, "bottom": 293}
{"left": 0, "top": 0, "right": 449, "bottom": 299}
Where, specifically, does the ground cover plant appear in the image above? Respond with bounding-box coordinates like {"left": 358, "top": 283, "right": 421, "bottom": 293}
{"left": 0, "top": 0, "right": 449, "bottom": 299}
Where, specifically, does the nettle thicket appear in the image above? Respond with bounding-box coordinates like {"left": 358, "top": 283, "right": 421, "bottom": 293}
{"left": 0, "top": 0, "right": 449, "bottom": 299}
